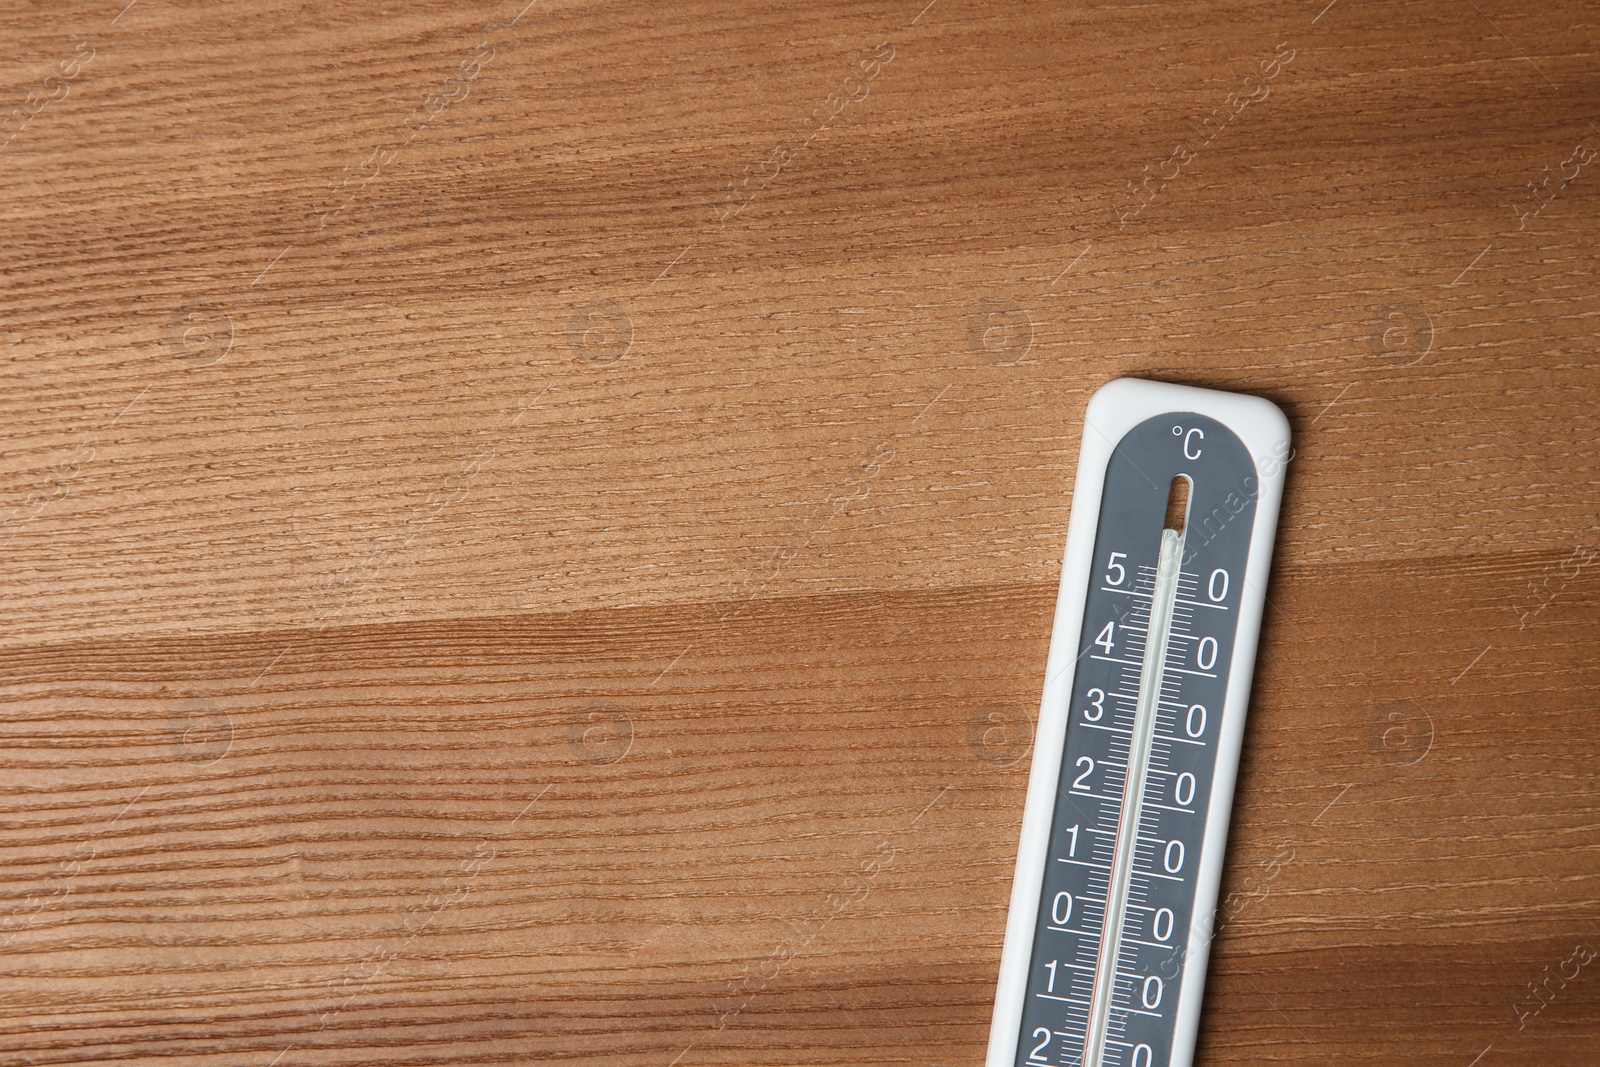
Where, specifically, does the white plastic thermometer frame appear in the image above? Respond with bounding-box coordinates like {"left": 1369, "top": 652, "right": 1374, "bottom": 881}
{"left": 985, "top": 378, "right": 1290, "bottom": 1067}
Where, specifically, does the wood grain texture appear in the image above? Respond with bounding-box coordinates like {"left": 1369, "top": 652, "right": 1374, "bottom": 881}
{"left": 3, "top": 0, "right": 1598, "bottom": 1063}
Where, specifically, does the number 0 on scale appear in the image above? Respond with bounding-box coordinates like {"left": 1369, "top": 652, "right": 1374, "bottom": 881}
{"left": 985, "top": 379, "right": 1290, "bottom": 1067}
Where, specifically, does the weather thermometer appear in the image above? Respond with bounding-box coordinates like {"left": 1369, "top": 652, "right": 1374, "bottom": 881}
{"left": 986, "top": 379, "right": 1290, "bottom": 1067}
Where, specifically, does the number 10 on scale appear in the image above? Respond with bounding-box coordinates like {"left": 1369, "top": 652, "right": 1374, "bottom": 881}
{"left": 985, "top": 380, "right": 1290, "bottom": 1067}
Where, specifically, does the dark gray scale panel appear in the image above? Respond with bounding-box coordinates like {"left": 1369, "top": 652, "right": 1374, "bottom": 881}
{"left": 1015, "top": 413, "right": 1258, "bottom": 1067}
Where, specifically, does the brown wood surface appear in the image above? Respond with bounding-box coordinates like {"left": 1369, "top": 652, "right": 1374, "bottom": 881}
{"left": 3, "top": 0, "right": 1599, "bottom": 1063}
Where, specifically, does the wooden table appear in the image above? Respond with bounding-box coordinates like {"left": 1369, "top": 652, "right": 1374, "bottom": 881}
{"left": 3, "top": 0, "right": 1597, "bottom": 1063}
